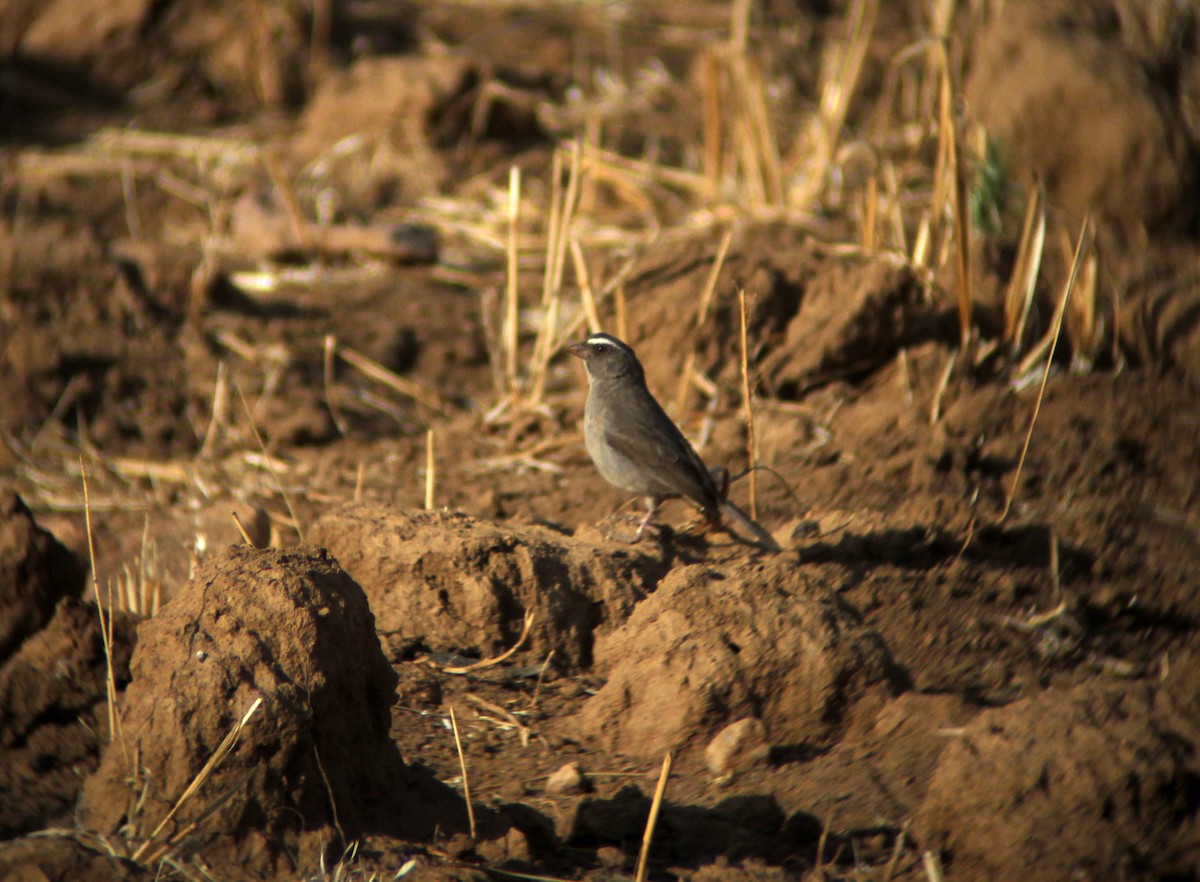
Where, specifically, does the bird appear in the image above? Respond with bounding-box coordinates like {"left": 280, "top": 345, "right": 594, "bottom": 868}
{"left": 568, "top": 332, "right": 781, "bottom": 552}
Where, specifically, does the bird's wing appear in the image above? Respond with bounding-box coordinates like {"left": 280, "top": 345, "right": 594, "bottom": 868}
{"left": 602, "top": 399, "right": 719, "bottom": 506}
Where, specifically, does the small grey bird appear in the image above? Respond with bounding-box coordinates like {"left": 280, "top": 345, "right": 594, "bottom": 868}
{"left": 568, "top": 332, "right": 780, "bottom": 552}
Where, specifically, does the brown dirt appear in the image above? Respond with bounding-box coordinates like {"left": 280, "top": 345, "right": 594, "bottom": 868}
{"left": 0, "top": 596, "right": 137, "bottom": 837}
{"left": 573, "top": 561, "right": 903, "bottom": 759}
{"left": 0, "top": 835, "right": 156, "bottom": 882}
{"left": 0, "top": 490, "right": 86, "bottom": 663}
{"left": 913, "top": 663, "right": 1200, "bottom": 881}
{"left": 965, "top": 0, "right": 1198, "bottom": 239}
{"left": 308, "top": 503, "right": 670, "bottom": 668}
{"left": 80, "top": 544, "right": 464, "bottom": 880}
{"left": 3, "top": 0, "right": 1200, "bottom": 881}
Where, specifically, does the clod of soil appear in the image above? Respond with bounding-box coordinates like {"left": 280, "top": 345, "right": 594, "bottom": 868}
{"left": 762, "top": 259, "right": 929, "bottom": 395}
{"left": 0, "top": 834, "right": 156, "bottom": 882}
{"left": 309, "top": 503, "right": 671, "bottom": 668}
{"left": 80, "top": 544, "right": 460, "bottom": 880}
{"left": 704, "top": 717, "right": 770, "bottom": 777}
{"left": 1120, "top": 275, "right": 1200, "bottom": 389}
{"left": 913, "top": 663, "right": 1200, "bottom": 880}
{"left": 0, "top": 597, "right": 136, "bottom": 837}
{"left": 0, "top": 490, "right": 86, "bottom": 664}
{"left": 291, "top": 54, "right": 468, "bottom": 210}
{"left": 965, "top": 0, "right": 1198, "bottom": 237}
{"left": 573, "top": 561, "right": 905, "bottom": 759}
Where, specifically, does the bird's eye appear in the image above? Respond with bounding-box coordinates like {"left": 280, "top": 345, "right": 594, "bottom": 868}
{"left": 592, "top": 344, "right": 607, "bottom": 355}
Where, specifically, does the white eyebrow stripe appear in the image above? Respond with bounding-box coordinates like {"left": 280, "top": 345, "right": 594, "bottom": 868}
{"left": 585, "top": 335, "right": 612, "bottom": 346}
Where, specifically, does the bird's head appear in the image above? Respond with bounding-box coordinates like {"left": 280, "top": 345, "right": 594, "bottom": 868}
{"left": 567, "top": 333, "right": 643, "bottom": 383}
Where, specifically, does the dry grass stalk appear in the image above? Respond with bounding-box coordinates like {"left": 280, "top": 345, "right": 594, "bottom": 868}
{"left": 465, "top": 694, "right": 530, "bottom": 747}
{"left": 463, "top": 867, "right": 569, "bottom": 882}
{"left": 928, "top": 351, "right": 955, "bottom": 424}
{"left": 528, "top": 147, "right": 564, "bottom": 396}
{"left": 923, "top": 849, "right": 946, "bottom": 882}
{"left": 237, "top": 385, "right": 304, "bottom": 542}
{"left": 745, "top": 57, "right": 784, "bottom": 206}
{"left": 1066, "top": 247, "right": 1101, "bottom": 369}
{"left": 1000, "top": 214, "right": 1094, "bottom": 523}
{"left": 544, "top": 246, "right": 642, "bottom": 362}
{"left": 108, "top": 457, "right": 191, "bottom": 484}
{"left": 141, "top": 754, "right": 257, "bottom": 868}
{"left": 334, "top": 340, "right": 445, "bottom": 412}
{"left": 783, "top": 0, "right": 878, "bottom": 210}
{"left": 1014, "top": 222, "right": 1098, "bottom": 379}
{"left": 120, "top": 161, "right": 142, "bottom": 242}
{"left": 424, "top": 429, "right": 436, "bottom": 511}
{"left": 931, "top": 0, "right": 956, "bottom": 40}
{"left": 262, "top": 149, "right": 309, "bottom": 249}
{"left": 449, "top": 706, "right": 477, "bottom": 840}
{"left": 530, "top": 142, "right": 585, "bottom": 402}
{"left": 442, "top": 610, "right": 536, "bottom": 675}
{"left": 911, "top": 214, "right": 933, "bottom": 269}
{"left": 938, "top": 56, "right": 972, "bottom": 348}
{"left": 634, "top": 751, "right": 674, "bottom": 882}
{"left": 861, "top": 173, "right": 879, "bottom": 250}
{"left": 730, "top": 0, "right": 751, "bottom": 53}
{"left": 615, "top": 282, "right": 628, "bottom": 340}
{"left": 131, "top": 697, "right": 264, "bottom": 864}
{"left": 81, "top": 459, "right": 126, "bottom": 763}
{"left": 471, "top": 435, "right": 572, "bottom": 475}
{"left": 814, "top": 808, "right": 834, "bottom": 871}
{"left": 570, "top": 240, "right": 601, "bottom": 333}
{"left": 309, "top": 0, "right": 332, "bottom": 83}
{"left": 114, "top": 517, "right": 163, "bottom": 617}
{"left": 1002, "top": 183, "right": 1046, "bottom": 353}
{"left": 87, "top": 128, "right": 260, "bottom": 164}
{"left": 504, "top": 166, "right": 522, "bottom": 393}
{"left": 673, "top": 227, "right": 735, "bottom": 413}
{"left": 737, "top": 289, "right": 760, "bottom": 519}
{"left": 231, "top": 511, "right": 255, "bottom": 546}
{"left": 528, "top": 649, "right": 556, "bottom": 710}
{"left": 881, "top": 161, "right": 907, "bottom": 253}
{"left": 322, "top": 335, "right": 348, "bottom": 436}
{"left": 702, "top": 48, "right": 724, "bottom": 194}
{"left": 882, "top": 821, "right": 910, "bottom": 882}
{"left": 727, "top": 47, "right": 784, "bottom": 209}
{"left": 583, "top": 143, "right": 711, "bottom": 198}
{"left": 929, "top": 40, "right": 952, "bottom": 234}
{"left": 198, "top": 361, "right": 230, "bottom": 459}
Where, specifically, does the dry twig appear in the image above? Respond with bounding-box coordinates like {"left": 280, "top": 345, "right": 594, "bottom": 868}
{"left": 441, "top": 611, "right": 537, "bottom": 675}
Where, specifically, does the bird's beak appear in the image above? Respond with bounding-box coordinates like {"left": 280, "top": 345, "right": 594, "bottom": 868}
{"left": 566, "top": 342, "right": 588, "bottom": 359}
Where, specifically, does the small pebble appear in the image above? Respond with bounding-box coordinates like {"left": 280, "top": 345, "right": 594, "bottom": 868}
{"left": 705, "top": 717, "right": 770, "bottom": 778}
{"left": 545, "top": 761, "right": 588, "bottom": 795}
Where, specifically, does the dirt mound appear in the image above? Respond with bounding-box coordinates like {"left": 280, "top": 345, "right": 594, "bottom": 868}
{"left": 0, "top": 834, "right": 155, "bottom": 882}
{"left": 7, "top": 1, "right": 1200, "bottom": 879}
{"left": 612, "top": 233, "right": 933, "bottom": 408}
{"left": 0, "top": 489, "right": 86, "bottom": 664}
{"left": 761, "top": 259, "right": 930, "bottom": 396}
{"left": 913, "top": 662, "right": 1200, "bottom": 880}
{"left": 81, "top": 544, "right": 459, "bottom": 880}
{"left": 291, "top": 54, "right": 468, "bottom": 211}
{"left": 13, "top": 0, "right": 307, "bottom": 127}
{"left": 309, "top": 503, "right": 671, "bottom": 668}
{"left": 0, "top": 597, "right": 136, "bottom": 837}
{"left": 965, "top": 0, "right": 1198, "bottom": 238}
{"left": 612, "top": 228, "right": 817, "bottom": 401}
{"left": 1121, "top": 273, "right": 1200, "bottom": 389}
{"left": 573, "top": 560, "right": 905, "bottom": 759}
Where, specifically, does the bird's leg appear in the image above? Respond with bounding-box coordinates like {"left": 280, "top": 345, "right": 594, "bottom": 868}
{"left": 634, "top": 496, "right": 661, "bottom": 540}
{"left": 709, "top": 465, "right": 731, "bottom": 501}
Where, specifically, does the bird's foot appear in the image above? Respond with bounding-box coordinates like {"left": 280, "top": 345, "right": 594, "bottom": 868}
{"left": 601, "top": 513, "right": 664, "bottom": 544}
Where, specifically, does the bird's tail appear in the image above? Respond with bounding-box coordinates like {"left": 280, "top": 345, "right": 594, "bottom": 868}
{"left": 717, "top": 498, "right": 782, "bottom": 553}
